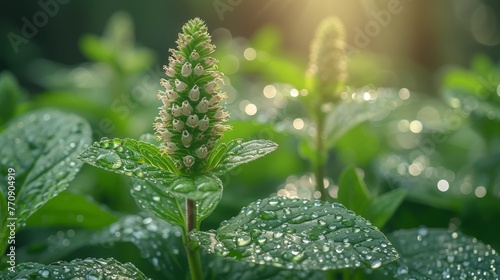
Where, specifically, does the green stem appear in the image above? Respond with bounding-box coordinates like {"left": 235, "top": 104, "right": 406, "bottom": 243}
{"left": 315, "top": 113, "right": 328, "bottom": 202}
{"left": 342, "top": 269, "right": 350, "bottom": 280}
{"left": 184, "top": 199, "right": 203, "bottom": 280}
{"left": 325, "top": 270, "right": 336, "bottom": 280}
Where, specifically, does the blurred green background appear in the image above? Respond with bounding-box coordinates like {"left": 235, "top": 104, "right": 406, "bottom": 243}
{"left": 1, "top": 0, "right": 500, "bottom": 273}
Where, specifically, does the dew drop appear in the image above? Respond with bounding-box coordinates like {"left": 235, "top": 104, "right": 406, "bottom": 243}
{"left": 85, "top": 272, "right": 100, "bottom": 280}
{"left": 38, "top": 269, "right": 50, "bottom": 278}
{"left": 396, "top": 265, "right": 409, "bottom": 275}
{"left": 417, "top": 226, "right": 428, "bottom": 237}
{"left": 259, "top": 211, "right": 278, "bottom": 220}
{"left": 335, "top": 245, "right": 344, "bottom": 253}
{"left": 342, "top": 219, "right": 355, "bottom": 227}
{"left": 273, "top": 232, "right": 284, "bottom": 238}
{"left": 371, "top": 259, "right": 382, "bottom": 269}
{"left": 96, "top": 153, "right": 122, "bottom": 169}
{"left": 257, "top": 236, "right": 267, "bottom": 244}
{"left": 236, "top": 235, "right": 251, "bottom": 247}
{"left": 269, "top": 199, "right": 279, "bottom": 206}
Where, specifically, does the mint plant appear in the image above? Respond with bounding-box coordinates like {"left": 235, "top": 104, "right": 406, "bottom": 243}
{"left": 2, "top": 17, "right": 499, "bottom": 280}
{"left": 76, "top": 18, "right": 400, "bottom": 278}
{"left": 76, "top": 18, "right": 279, "bottom": 279}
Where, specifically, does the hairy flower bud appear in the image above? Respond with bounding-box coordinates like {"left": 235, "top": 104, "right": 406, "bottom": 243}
{"left": 154, "top": 18, "right": 230, "bottom": 174}
{"left": 307, "top": 17, "right": 347, "bottom": 101}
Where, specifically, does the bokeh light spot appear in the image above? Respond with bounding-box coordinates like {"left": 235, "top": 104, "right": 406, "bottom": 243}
{"left": 263, "top": 85, "right": 277, "bottom": 98}
{"left": 437, "top": 179, "right": 449, "bottom": 192}
{"left": 408, "top": 163, "right": 423, "bottom": 176}
{"left": 245, "top": 103, "right": 257, "bottom": 116}
{"left": 243, "top": 47, "right": 257, "bottom": 61}
{"left": 398, "top": 119, "right": 410, "bottom": 132}
{"left": 399, "top": 88, "right": 410, "bottom": 100}
{"left": 293, "top": 118, "right": 304, "bottom": 130}
{"left": 409, "top": 120, "right": 423, "bottom": 133}
{"left": 475, "top": 186, "right": 486, "bottom": 198}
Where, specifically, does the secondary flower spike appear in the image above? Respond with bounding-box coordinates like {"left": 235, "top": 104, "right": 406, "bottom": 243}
{"left": 154, "top": 18, "right": 230, "bottom": 174}
{"left": 307, "top": 17, "right": 347, "bottom": 101}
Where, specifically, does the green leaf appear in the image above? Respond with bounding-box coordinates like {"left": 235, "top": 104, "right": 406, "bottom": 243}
{"left": 194, "top": 176, "right": 224, "bottom": 224}
{"left": 0, "top": 109, "right": 91, "bottom": 231}
{"left": 443, "top": 88, "right": 500, "bottom": 122}
{"left": 190, "top": 196, "right": 399, "bottom": 271}
{"left": 337, "top": 166, "right": 371, "bottom": 216}
{"left": 89, "top": 214, "right": 186, "bottom": 279}
{"left": 378, "top": 227, "right": 500, "bottom": 279}
{"left": 132, "top": 174, "right": 222, "bottom": 226}
{"left": 205, "top": 256, "right": 325, "bottom": 280}
{"left": 20, "top": 214, "right": 186, "bottom": 279}
{"left": 366, "top": 189, "right": 406, "bottom": 228}
{"left": 204, "top": 141, "right": 228, "bottom": 172}
{"left": 1, "top": 258, "right": 149, "bottom": 279}
{"left": 169, "top": 175, "right": 222, "bottom": 201}
{"left": 0, "top": 71, "right": 21, "bottom": 126}
{"left": 131, "top": 178, "right": 186, "bottom": 228}
{"left": 130, "top": 177, "right": 222, "bottom": 228}
{"left": 211, "top": 139, "right": 278, "bottom": 176}
{"left": 25, "top": 191, "right": 117, "bottom": 229}
{"left": 78, "top": 138, "right": 179, "bottom": 182}
{"left": 324, "top": 88, "right": 405, "bottom": 149}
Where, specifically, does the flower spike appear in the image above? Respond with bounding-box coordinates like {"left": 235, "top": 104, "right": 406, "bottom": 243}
{"left": 154, "top": 18, "right": 230, "bottom": 174}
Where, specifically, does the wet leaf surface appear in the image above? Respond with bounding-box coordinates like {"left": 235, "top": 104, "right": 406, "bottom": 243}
{"left": 25, "top": 191, "right": 117, "bottom": 229}
{"left": 324, "top": 88, "right": 406, "bottom": 149}
{"left": 130, "top": 177, "right": 222, "bottom": 228}
{"left": 378, "top": 227, "right": 500, "bottom": 279}
{"left": 78, "top": 138, "right": 178, "bottom": 184}
{"left": 211, "top": 139, "right": 278, "bottom": 176}
{"left": 21, "top": 213, "right": 186, "bottom": 279}
{"left": 204, "top": 256, "right": 325, "bottom": 280}
{"left": 1, "top": 257, "right": 149, "bottom": 279}
{"left": 191, "top": 196, "right": 398, "bottom": 271}
{"left": 0, "top": 109, "right": 91, "bottom": 241}
{"left": 90, "top": 214, "right": 186, "bottom": 279}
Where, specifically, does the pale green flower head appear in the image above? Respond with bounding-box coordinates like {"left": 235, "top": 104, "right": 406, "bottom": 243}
{"left": 154, "top": 18, "right": 230, "bottom": 174}
{"left": 307, "top": 17, "right": 348, "bottom": 102}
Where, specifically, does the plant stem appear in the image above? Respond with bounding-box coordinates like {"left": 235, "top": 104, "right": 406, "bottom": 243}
{"left": 325, "top": 270, "right": 336, "bottom": 280}
{"left": 184, "top": 199, "right": 203, "bottom": 280}
{"left": 315, "top": 113, "right": 328, "bottom": 202}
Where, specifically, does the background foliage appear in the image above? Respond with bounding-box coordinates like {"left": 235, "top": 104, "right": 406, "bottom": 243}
{"left": 1, "top": 1, "right": 499, "bottom": 279}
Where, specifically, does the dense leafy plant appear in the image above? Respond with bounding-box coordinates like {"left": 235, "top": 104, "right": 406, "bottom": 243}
{"left": 1, "top": 17, "right": 499, "bottom": 280}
